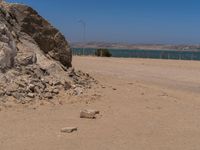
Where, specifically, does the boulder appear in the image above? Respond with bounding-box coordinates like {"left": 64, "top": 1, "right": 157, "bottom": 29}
{"left": 0, "top": 1, "right": 95, "bottom": 103}
{"left": 80, "top": 109, "right": 100, "bottom": 119}
{"left": 27, "top": 93, "right": 35, "bottom": 98}
{"left": 61, "top": 127, "right": 77, "bottom": 133}
{"left": 0, "top": 1, "right": 72, "bottom": 70}
{"left": 8, "top": 4, "right": 72, "bottom": 67}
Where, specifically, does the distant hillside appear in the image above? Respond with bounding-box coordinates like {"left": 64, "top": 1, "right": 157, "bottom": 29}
{"left": 71, "top": 42, "right": 200, "bottom": 51}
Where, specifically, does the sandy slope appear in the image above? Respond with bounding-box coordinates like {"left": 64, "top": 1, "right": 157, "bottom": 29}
{"left": 1, "top": 56, "right": 200, "bottom": 150}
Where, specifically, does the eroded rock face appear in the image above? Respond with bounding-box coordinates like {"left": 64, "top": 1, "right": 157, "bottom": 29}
{"left": 0, "top": 1, "right": 72, "bottom": 68}
{"left": 8, "top": 4, "right": 72, "bottom": 67}
{"left": 0, "top": 1, "right": 96, "bottom": 104}
{"left": 0, "top": 7, "right": 17, "bottom": 70}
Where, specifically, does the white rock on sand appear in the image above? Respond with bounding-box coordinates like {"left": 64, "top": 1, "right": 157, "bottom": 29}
{"left": 60, "top": 127, "right": 77, "bottom": 133}
{"left": 80, "top": 109, "right": 100, "bottom": 119}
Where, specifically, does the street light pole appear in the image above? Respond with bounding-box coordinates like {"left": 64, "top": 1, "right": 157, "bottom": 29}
{"left": 78, "top": 20, "right": 86, "bottom": 55}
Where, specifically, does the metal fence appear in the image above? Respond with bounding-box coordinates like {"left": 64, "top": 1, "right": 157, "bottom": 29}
{"left": 72, "top": 48, "right": 200, "bottom": 61}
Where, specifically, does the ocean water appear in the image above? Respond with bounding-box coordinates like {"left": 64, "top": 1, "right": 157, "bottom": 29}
{"left": 72, "top": 48, "right": 200, "bottom": 60}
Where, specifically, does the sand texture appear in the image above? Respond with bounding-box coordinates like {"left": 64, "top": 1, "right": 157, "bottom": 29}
{"left": 1, "top": 56, "right": 200, "bottom": 150}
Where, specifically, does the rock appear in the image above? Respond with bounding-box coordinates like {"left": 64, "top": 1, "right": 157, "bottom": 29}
{"left": 101, "top": 85, "right": 106, "bottom": 88}
{"left": 44, "top": 92, "right": 53, "bottom": 99}
{"left": 0, "top": 90, "right": 5, "bottom": 97}
{"left": 48, "top": 80, "right": 53, "bottom": 86}
{"left": 68, "top": 72, "right": 75, "bottom": 77}
{"left": 44, "top": 87, "right": 52, "bottom": 93}
{"left": 41, "top": 78, "right": 49, "bottom": 84}
{"left": 52, "top": 88, "right": 59, "bottom": 94}
{"left": 0, "top": 23, "right": 16, "bottom": 70}
{"left": 12, "top": 92, "right": 23, "bottom": 100}
{"left": 9, "top": 4, "right": 72, "bottom": 67}
{"left": 61, "top": 127, "right": 77, "bottom": 133}
{"left": 80, "top": 109, "right": 100, "bottom": 119}
{"left": 6, "top": 91, "right": 12, "bottom": 96}
{"left": 28, "top": 84, "right": 35, "bottom": 92}
{"left": 64, "top": 82, "right": 71, "bottom": 90}
{"left": 68, "top": 67, "right": 75, "bottom": 73}
{"left": 17, "top": 53, "right": 37, "bottom": 66}
{"left": 27, "top": 93, "right": 34, "bottom": 98}
{"left": 87, "top": 109, "right": 100, "bottom": 114}
{"left": 0, "top": 1, "right": 95, "bottom": 104}
{"left": 85, "top": 73, "right": 90, "bottom": 77}
{"left": 74, "top": 87, "right": 83, "bottom": 95}
{"left": 0, "top": 1, "right": 72, "bottom": 70}
{"left": 35, "top": 82, "right": 46, "bottom": 91}
{"left": 16, "top": 81, "right": 26, "bottom": 88}
{"left": 6, "top": 83, "right": 18, "bottom": 93}
{"left": 53, "top": 80, "right": 62, "bottom": 86}
{"left": 34, "top": 86, "right": 41, "bottom": 94}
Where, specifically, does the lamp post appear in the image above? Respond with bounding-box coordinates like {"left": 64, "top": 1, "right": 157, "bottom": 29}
{"left": 78, "top": 20, "right": 86, "bottom": 55}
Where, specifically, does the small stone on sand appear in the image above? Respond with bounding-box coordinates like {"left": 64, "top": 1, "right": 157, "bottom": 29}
{"left": 80, "top": 109, "right": 100, "bottom": 119}
{"left": 61, "top": 127, "right": 77, "bottom": 133}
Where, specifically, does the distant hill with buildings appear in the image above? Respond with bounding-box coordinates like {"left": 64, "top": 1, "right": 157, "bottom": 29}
{"left": 71, "top": 42, "right": 200, "bottom": 51}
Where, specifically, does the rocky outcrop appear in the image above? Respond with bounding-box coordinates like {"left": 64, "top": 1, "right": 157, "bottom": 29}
{"left": 0, "top": 1, "right": 95, "bottom": 104}
{"left": 8, "top": 4, "right": 72, "bottom": 67}
{"left": 0, "top": 23, "right": 16, "bottom": 70}
{"left": 0, "top": 1, "right": 72, "bottom": 69}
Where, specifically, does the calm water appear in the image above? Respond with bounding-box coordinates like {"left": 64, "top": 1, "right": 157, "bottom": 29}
{"left": 72, "top": 48, "right": 200, "bottom": 60}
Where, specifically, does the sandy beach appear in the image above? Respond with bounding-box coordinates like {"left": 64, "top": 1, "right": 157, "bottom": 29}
{"left": 1, "top": 56, "right": 200, "bottom": 150}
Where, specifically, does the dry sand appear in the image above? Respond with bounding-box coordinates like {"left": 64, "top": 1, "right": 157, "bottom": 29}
{"left": 1, "top": 56, "right": 200, "bottom": 150}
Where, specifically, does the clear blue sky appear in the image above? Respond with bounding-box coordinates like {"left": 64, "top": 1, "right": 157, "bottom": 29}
{"left": 6, "top": 0, "right": 200, "bottom": 44}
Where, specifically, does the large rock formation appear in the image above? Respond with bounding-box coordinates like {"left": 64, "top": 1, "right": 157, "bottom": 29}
{"left": 0, "top": 1, "right": 72, "bottom": 69}
{"left": 0, "top": 1, "right": 94, "bottom": 104}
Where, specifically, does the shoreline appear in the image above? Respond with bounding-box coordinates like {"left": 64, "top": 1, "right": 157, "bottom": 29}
{"left": 72, "top": 48, "right": 200, "bottom": 61}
